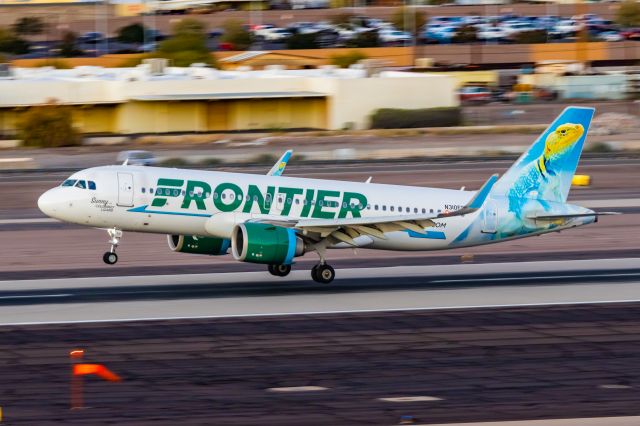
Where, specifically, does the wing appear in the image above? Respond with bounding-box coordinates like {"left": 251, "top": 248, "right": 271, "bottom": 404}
{"left": 267, "top": 150, "right": 293, "bottom": 177}
{"left": 259, "top": 174, "right": 499, "bottom": 246}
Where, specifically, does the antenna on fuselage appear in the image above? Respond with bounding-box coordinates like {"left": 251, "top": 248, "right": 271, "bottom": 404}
{"left": 122, "top": 158, "right": 129, "bottom": 166}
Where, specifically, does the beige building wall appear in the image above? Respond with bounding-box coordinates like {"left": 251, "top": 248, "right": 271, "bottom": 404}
{"left": 311, "top": 72, "right": 457, "bottom": 130}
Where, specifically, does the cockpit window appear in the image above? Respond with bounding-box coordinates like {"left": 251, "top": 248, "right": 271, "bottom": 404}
{"left": 88, "top": 181, "right": 96, "bottom": 190}
{"left": 75, "top": 180, "right": 87, "bottom": 189}
{"left": 61, "top": 179, "right": 77, "bottom": 187}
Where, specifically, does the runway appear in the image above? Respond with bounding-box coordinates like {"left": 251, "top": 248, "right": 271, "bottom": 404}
{"left": 2, "top": 300, "right": 640, "bottom": 425}
{"left": 1, "top": 258, "right": 640, "bottom": 325}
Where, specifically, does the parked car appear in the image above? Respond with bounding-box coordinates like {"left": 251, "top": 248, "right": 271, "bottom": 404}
{"left": 622, "top": 28, "right": 640, "bottom": 40}
{"left": 597, "top": 30, "right": 623, "bottom": 42}
{"left": 117, "top": 150, "right": 157, "bottom": 166}
{"left": 424, "top": 26, "right": 458, "bottom": 44}
{"left": 79, "top": 32, "right": 104, "bottom": 44}
{"left": 477, "top": 26, "right": 507, "bottom": 42}
{"left": 262, "top": 28, "right": 293, "bottom": 41}
{"left": 459, "top": 86, "right": 492, "bottom": 103}
{"left": 379, "top": 29, "right": 412, "bottom": 44}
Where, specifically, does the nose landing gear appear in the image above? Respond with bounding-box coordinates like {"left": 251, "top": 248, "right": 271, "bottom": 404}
{"left": 103, "top": 228, "right": 122, "bottom": 265}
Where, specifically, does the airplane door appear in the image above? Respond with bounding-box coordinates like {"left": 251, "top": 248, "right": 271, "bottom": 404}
{"left": 117, "top": 172, "right": 134, "bottom": 207}
{"left": 482, "top": 200, "right": 498, "bottom": 234}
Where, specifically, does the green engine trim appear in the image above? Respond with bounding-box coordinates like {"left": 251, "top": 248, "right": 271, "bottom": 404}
{"left": 232, "top": 223, "right": 303, "bottom": 265}
{"left": 168, "top": 235, "right": 230, "bottom": 255}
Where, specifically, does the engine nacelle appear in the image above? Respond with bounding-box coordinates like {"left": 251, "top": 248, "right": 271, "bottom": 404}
{"left": 167, "top": 235, "right": 230, "bottom": 255}
{"left": 232, "top": 223, "right": 304, "bottom": 265}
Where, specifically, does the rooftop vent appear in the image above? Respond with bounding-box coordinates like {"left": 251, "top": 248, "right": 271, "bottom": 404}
{"left": 143, "top": 58, "right": 168, "bottom": 76}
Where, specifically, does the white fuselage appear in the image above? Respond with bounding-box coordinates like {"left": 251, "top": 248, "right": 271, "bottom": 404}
{"left": 37, "top": 165, "right": 593, "bottom": 252}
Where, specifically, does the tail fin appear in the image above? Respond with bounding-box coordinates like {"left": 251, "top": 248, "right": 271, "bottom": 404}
{"left": 492, "top": 106, "right": 594, "bottom": 203}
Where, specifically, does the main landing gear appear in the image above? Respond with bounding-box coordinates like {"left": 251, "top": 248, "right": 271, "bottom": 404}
{"left": 268, "top": 264, "right": 291, "bottom": 277}
{"left": 311, "top": 263, "right": 335, "bottom": 284}
{"left": 103, "top": 228, "right": 122, "bottom": 265}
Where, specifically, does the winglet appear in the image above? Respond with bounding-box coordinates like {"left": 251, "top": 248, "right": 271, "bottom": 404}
{"left": 267, "top": 150, "right": 293, "bottom": 176}
{"left": 439, "top": 174, "right": 498, "bottom": 218}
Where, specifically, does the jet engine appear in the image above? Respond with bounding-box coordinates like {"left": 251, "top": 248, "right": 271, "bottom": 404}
{"left": 231, "top": 223, "right": 304, "bottom": 265}
{"left": 167, "top": 235, "right": 230, "bottom": 255}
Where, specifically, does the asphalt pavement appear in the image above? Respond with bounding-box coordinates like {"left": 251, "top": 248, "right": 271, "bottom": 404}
{"left": 2, "top": 301, "right": 640, "bottom": 425}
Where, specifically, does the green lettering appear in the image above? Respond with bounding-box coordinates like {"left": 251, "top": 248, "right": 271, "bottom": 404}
{"left": 214, "top": 182, "right": 243, "bottom": 212}
{"left": 339, "top": 192, "right": 368, "bottom": 218}
{"left": 300, "top": 189, "right": 315, "bottom": 218}
{"left": 181, "top": 180, "right": 212, "bottom": 210}
{"left": 312, "top": 190, "right": 339, "bottom": 219}
{"left": 278, "top": 187, "right": 304, "bottom": 216}
{"left": 243, "top": 185, "right": 275, "bottom": 214}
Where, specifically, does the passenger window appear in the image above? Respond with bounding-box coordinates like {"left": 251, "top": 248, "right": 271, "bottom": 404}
{"left": 430, "top": 209, "right": 434, "bottom": 213}
{"left": 173, "top": 189, "right": 179, "bottom": 196}
{"left": 414, "top": 208, "right": 418, "bottom": 213}
{"left": 88, "top": 181, "right": 96, "bottom": 190}
{"left": 374, "top": 205, "right": 379, "bottom": 211}
{"left": 287, "top": 198, "right": 292, "bottom": 205}
{"left": 295, "top": 199, "right": 300, "bottom": 205}
{"left": 75, "top": 180, "right": 86, "bottom": 189}
{"left": 382, "top": 205, "right": 386, "bottom": 211}
{"left": 422, "top": 208, "right": 426, "bottom": 214}
{"left": 142, "top": 187, "right": 146, "bottom": 194}
{"left": 222, "top": 193, "right": 226, "bottom": 199}
{"left": 390, "top": 206, "right": 394, "bottom": 212}
{"left": 205, "top": 192, "right": 210, "bottom": 198}
{"left": 150, "top": 188, "right": 154, "bottom": 194}
{"left": 61, "top": 179, "right": 77, "bottom": 187}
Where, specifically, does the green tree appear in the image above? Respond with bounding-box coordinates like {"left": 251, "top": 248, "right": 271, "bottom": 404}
{"left": 0, "top": 27, "right": 30, "bottom": 54}
{"left": 512, "top": 29, "right": 547, "bottom": 44}
{"left": 155, "top": 19, "right": 215, "bottom": 67}
{"left": 452, "top": 25, "right": 477, "bottom": 43}
{"left": 220, "top": 20, "right": 252, "bottom": 51}
{"left": 617, "top": 0, "right": 640, "bottom": 27}
{"left": 13, "top": 17, "right": 45, "bottom": 36}
{"left": 57, "top": 31, "right": 82, "bottom": 57}
{"left": 18, "top": 101, "right": 80, "bottom": 148}
{"left": 117, "top": 23, "right": 146, "bottom": 44}
{"left": 173, "top": 18, "right": 207, "bottom": 36}
{"left": 391, "top": 7, "right": 427, "bottom": 35}
{"left": 330, "top": 50, "right": 367, "bottom": 68}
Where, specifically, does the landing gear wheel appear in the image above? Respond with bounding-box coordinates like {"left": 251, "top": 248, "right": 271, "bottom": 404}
{"left": 268, "top": 264, "right": 291, "bottom": 277}
{"left": 311, "top": 264, "right": 335, "bottom": 284}
{"left": 103, "top": 252, "right": 118, "bottom": 265}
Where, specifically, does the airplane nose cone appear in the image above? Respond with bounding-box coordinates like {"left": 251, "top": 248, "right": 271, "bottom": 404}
{"left": 37, "top": 189, "right": 57, "bottom": 217}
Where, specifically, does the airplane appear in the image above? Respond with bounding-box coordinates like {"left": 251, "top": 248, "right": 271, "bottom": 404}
{"left": 38, "top": 107, "right": 616, "bottom": 284}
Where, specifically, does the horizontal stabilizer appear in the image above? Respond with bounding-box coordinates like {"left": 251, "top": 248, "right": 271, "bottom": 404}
{"left": 527, "top": 211, "right": 621, "bottom": 220}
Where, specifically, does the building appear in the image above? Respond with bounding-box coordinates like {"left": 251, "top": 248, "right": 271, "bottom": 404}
{"left": 0, "top": 62, "right": 457, "bottom": 135}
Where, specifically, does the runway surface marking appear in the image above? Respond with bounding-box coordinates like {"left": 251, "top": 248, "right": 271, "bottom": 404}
{"left": 267, "top": 386, "right": 329, "bottom": 392}
{"left": 379, "top": 396, "right": 443, "bottom": 403}
{"left": 420, "top": 416, "right": 640, "bottom": 426}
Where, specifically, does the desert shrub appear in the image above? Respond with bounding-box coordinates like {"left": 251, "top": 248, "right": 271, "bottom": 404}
{"left": 330, "top": 50, "right": 367, "bottom": 68}
{"left": 160, "top": 157, "right": 190, "bottom": 167}
{"left": 370, "top": 107, "right": 462, "bottom": 129}
{"left": 18, "top": 101, "right": 80, "bottom": 147}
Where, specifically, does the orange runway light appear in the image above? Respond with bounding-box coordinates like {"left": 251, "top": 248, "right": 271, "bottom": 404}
{"left": 73, "top": 364, "right": 122, "bottom": 382}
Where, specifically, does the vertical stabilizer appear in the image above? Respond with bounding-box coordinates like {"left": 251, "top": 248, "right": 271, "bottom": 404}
{"left": 492, "top": 106, "right": 594, "bottom": 205}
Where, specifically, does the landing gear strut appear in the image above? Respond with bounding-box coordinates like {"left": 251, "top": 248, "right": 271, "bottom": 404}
{"left": 268, "top": 264, "right": 291, "bottom": 277}
{"left": 103, "top": 228, "right": 122, "bottom": 265}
